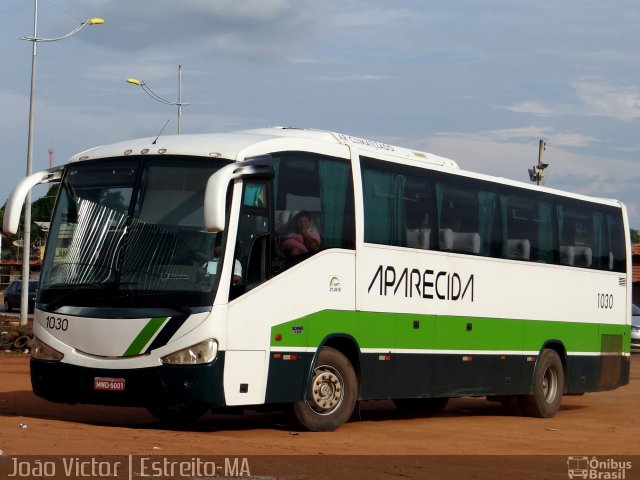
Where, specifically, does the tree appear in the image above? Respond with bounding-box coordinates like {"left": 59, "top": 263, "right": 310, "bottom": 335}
{"left": 0, "top": 185, "right": 59, "bottom": 261}
{"left": 631, "top": 228, "right": 640, "bottom": 244}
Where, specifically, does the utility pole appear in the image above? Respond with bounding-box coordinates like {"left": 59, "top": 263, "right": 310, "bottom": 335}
{"left": 528, "top": 139, "right": 548, "bottom": 186}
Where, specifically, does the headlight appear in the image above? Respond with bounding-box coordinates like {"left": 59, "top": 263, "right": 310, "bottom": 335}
{"left": 161, "top": 339, "right": 218, "bottom": 365}
{"left": 31, "top": 337, "right": 64, "bottom": 361}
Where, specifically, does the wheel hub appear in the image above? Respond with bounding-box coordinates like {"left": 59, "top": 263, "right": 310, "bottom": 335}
{"left": 310, "top": 366, "right": 343, "bottom": 414}
{"left": 543, "top": 367, "right": 558, "bottom": 404}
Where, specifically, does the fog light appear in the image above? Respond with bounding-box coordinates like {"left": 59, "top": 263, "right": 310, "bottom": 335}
{"left": 31, "top": 337, "right": 64, "bottom": 361}
{"left": 161, "top": 339, "right": 218, "bottom": 365}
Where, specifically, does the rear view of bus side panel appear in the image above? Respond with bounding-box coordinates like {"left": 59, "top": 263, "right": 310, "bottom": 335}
{"left": 357, "top": 153, "right": 630, "bottom": 403}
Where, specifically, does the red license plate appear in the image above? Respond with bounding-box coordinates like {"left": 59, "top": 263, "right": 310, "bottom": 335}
{"left": 93, "top": 377, "right": 125, "bottom": 391}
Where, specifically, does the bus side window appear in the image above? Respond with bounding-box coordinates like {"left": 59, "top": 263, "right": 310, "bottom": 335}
{"left": 271, "top": 152, "right": 354, "bottom": 270}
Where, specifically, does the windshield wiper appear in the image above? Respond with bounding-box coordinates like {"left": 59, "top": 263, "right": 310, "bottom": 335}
{"left": 103, "top": 291, "right": 193, "bottom": 314}
{"left": 42, "top": 282, "right": 120, "bottom": 312}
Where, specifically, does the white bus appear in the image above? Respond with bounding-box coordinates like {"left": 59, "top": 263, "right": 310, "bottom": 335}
{"left": 3, "top": 127, "right": 631, "bottom": 431}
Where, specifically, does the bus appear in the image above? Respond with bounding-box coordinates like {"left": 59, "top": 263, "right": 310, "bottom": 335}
{"left": 3, "top": 127, "right": 631, "bottom": 431}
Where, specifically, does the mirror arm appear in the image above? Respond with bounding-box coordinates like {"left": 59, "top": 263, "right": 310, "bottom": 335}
{"left": 3, "top": 167, "right": 64, "bottom": 235}
{"left": 204, "top": 156, "right": 273, "bottom": 232}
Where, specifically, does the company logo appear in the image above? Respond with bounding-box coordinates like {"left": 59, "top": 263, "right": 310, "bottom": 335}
{"left": 567, "top": 456, "right": 632, "bottom": 479}
{"left": 160, "top": 273, "right": 189, "bottom": 281}
{"left": 329, "top": 276, "right": 342, "bottom": 293}
{"left": 336, "top": 133, "right": 395, "bottom": 152}
{"left": 368, "top": 264, "right": 474, "bottom": 302}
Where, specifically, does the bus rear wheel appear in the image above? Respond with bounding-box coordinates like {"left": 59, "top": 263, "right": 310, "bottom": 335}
{"left": 518, "top": 348, "right": 564, "bottom": 418}
{"left": 292, "top": 347, "right": 358, "bottom": 432}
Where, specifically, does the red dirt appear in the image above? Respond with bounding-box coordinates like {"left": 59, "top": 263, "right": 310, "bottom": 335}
{"left": 0, "top": 352, "right": 638, "bottom": 479}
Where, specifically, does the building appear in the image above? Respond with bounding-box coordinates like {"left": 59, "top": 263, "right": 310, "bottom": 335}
{"left": 0, "top": 232, "right": 42, "bottom": 290}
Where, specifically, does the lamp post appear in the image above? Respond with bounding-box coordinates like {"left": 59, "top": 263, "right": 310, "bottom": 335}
{"left": 127, "top": 65, "right": 191, "bottom": 134}
{"left": 19, "top": 0, "right": 103, "bottom": 326}
{"left": 528, "top": 139, "right": 548, "bottom": 186}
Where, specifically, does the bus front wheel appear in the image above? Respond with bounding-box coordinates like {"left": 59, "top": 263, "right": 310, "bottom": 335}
{"left": 292, "top": 346, "right": 358, "bottom": 432}
{"left": 518, "top": 348, "right": 564, "bottom": 418}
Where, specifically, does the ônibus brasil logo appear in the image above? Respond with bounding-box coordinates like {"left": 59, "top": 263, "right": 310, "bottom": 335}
{"left": 567, "top": 456, "right": 632, "bottom": 479}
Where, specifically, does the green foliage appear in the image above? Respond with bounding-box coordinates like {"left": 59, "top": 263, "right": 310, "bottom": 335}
{"left": 31, "top": 184, "right": 58, "bottom": 223}
{"left": 631, "top": 228, "right": 640, "bottom": 244}
{"left": 1, "top": 185, "right": 59, "bottom": 261}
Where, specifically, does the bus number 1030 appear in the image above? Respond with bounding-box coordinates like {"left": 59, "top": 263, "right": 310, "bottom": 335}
{"left": 46, "top": 316, "right": 68, "bottom": 331}
{"left": 597, "top": 293, "right": 613, "bottom": 309}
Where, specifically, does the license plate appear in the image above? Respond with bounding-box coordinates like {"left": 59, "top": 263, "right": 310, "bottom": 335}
{"left": 93, "top": 377, "right": 125, "bottom": 391}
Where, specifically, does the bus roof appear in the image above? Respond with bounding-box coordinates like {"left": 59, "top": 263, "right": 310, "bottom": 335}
{"left": 66, "top": 126, "right": 622, "bottom": 208}
{"left": 67, "top": 126, "right": 460, "bottom": 169}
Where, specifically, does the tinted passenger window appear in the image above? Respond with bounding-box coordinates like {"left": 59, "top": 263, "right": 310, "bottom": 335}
{"left": 272, "top": 152, "right": 355, "bottom": 266}
{"left": 359, "top": 156, "right": 626, "bottom": 273}
{"left": 361, "top": 157, "right": 437, "bottom": 249}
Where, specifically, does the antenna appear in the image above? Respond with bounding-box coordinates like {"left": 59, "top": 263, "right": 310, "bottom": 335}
{"left": 152, "top": 119, "right": 170, "bottom": 145}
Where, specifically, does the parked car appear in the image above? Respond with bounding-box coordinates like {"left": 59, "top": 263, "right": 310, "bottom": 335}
{"left": 632, "top": 304, "right": 640, "bottom": 350}
{"left": 3, "top": 280, "right": 38, "bottom": 313}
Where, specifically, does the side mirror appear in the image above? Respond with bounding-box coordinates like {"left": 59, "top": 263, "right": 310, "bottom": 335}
{"left": 203, "top": 157, "right": 273, "bottom": 232}
{"left": 3, "top": 167, "right": 64, "bottom": 235}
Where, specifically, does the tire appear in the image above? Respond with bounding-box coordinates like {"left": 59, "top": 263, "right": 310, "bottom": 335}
{"left": 13, "top": 336, "right": 30, "bottom": 350}
{"left": 291, "top": 346, "right": 358, "bottom": 432}
{"left": 518, "top": 348, "right": 564, "bottom": 418}
{"left": 146, "top": 404, "right": 209, "bottom": 423}
{"left": 393, "top": 397, "right": 449, "bottom": 415}
{"left": 5, "top": 300, "right": 12, "bottom": 313}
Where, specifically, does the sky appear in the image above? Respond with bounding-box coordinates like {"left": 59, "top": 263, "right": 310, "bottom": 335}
{"left": 1, "top": 0, "right": 640, "bottom": 227}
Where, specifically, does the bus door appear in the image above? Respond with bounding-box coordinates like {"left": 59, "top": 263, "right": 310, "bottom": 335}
{"left": 222, "top": 180, "right": 274, "bottom": 406}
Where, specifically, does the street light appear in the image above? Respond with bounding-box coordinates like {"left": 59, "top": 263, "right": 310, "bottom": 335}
{"left": 126, "top": 65, "right": 191, "bottom": 134}
{"left": 18, "top": 0, "right": 103, "bottom": 326}
{"left": 528, "top": 139, "right": 548, "bottom": 186}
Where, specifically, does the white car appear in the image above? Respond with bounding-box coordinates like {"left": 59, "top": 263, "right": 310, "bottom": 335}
{"left": 632, "top": 304, "right": 640, "bottom": 350}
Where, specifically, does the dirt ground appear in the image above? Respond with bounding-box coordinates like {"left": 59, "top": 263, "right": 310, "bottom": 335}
{"left": 0, "top": 344, "right": 638, "bottom": 479}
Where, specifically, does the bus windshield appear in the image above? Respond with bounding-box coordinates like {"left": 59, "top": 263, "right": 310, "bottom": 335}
{"left": 39, "top": 156, "right": 232, "bottom": 313}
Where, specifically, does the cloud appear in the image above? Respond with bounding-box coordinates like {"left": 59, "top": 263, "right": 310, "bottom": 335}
{"left": 502, "top": 79, "right": 640, "bottom": 122}
{"left": 85, "top": 55, "right": 180, "bottom": 83}
{"left": 409, "top": 130, "right": 640, "bottom": 226}
{"left": 330, "top": 5, "right": 419, "bottom": 28}
{"left": 501, "top": 101, "right": 561, "bottom": 117}
{"left": 79, "top": 0, "right": 329, "bottom": 59}
{"left": 571, "top": 78, "right": 640, "bottom": 122}
{"left": 413, "top": 127, "right": 640, "bottom": 228}
{"left": 312, "top": 73, "right": 388, "bottom": 82}
{"left": 429, "top": 126, "right": 598, "bottom": 150}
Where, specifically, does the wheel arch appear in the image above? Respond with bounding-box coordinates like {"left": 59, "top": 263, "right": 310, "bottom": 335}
{"left": 538, "top": 340, "right": 568, "bottom": 390}
{"left": 302, "top": 334, "right": 361, "bottom": 398}
{"left": 315, "top": 333, "right": 361, "bottom": 380}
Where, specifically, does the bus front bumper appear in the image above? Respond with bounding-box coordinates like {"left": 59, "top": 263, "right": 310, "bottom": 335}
{"left": 30, "top": 354, "right": 226, "bottom": 408}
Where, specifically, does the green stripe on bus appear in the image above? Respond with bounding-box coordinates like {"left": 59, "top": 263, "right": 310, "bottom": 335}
{"left": 123, "top": 317, "right": 168, "bottom": 357}
{"left": 270, "top": 310, "right": 630, "bottom": 353}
